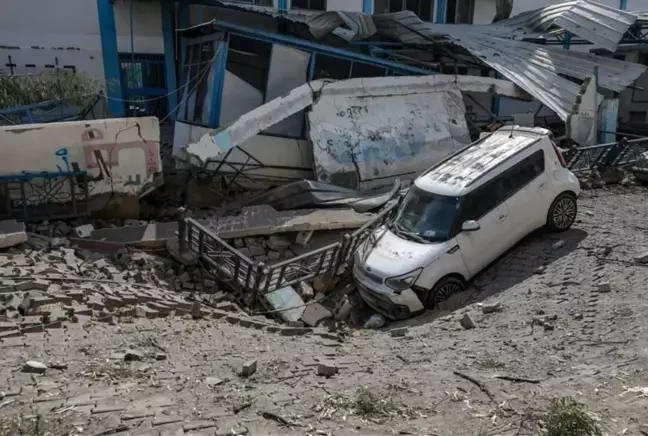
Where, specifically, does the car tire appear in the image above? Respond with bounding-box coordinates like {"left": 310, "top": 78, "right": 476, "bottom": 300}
{"left": 425, "top": 276, "right": 465, "bottom": 309}
{"left": 546, "top": 192, "right": 577, "bottom": 232}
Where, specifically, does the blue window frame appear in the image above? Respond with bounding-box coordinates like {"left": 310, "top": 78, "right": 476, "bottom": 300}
{"left": 118, "top": 53, "right": 168, "bottom": 118}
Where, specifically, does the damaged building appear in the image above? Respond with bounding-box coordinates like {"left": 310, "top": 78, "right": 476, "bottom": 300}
{"left": 169, "top": 0, "right": 648, "bottom": 193}
{"left": 2, "top": 0, "right": 648, "bottom": 326}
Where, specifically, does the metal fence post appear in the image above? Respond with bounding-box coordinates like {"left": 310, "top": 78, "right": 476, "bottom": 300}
{"left": 178, "top": 216, "right": 187, "bottom": 253}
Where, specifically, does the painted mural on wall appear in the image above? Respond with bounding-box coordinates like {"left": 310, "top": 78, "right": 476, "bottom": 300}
{"left": 308, "top": 90, "right": 471, "bottom": 190}
{"left": 0, "top": 117, "right": 162, "bottom": 211}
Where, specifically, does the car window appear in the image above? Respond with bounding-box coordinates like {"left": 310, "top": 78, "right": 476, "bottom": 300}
{"left": 502, "top": 150, "right": 545, "bottom": 198}
{"left": 460, "top": 177, "right": 506, "bottom": 222}
{"left": 392, "top": 187, "right": 462, "bottom": 243}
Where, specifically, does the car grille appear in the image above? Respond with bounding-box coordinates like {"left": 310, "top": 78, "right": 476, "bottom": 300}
{"left": 356, "top": 267, "right": 383, "bottom": 284}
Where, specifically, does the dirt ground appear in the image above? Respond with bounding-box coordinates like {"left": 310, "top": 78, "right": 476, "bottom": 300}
{"left": 2, "top": 185, "right": 648, "bottom": 436}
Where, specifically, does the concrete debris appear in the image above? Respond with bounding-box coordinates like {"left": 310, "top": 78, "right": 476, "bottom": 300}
{"left": 297, "top": 282, "right": 314, "bottom": 302}
{"left": 300, "top": 302, "right": 332, "bottom": 327}
{"left": 125, "top": 350, "right": 144, "bottom": 362}
{"left": 390, "top": 327, "right": 409, "bottom": 338}
{"left": 240, "top": 359, "right": 257, "bottom": 377}
{"left": 597, "top": 281, "right": 612, "bottom": 293}
{"left": 364, "top": 313, "right": 387, "bottom": 329}
{"left": 22, "top": 360, "right": 47, "bottom": 374}
{"left": 0, "top": 220, "right": 27, "bottom": 249}
{"left": 317, "top": 361, "right": 338, "bottom": 377}
{"left": 460, "top": 314, "right": 476, "bottom": 330}
{"left": 634, "top": 251, "right": 648, "bottom": 264}
{"left": 481, "top": 303, "right": 503, "bottom": 314}
{"left": 266, "top": 235, "right": 291, "bottom": 252}
{"left": 264, "top": 286, "right": 305, "bottom": 323}
{"left": 205, "top": 377, "right": 225, "bottom": 386}
{"left": 295, "top": 230, "right": 315, "bottom": 246}
{"left": 74, "top": 224, "right": 95, "bottom": 238}
{"left": 207, "top": 205, "right": 372, "bottom": 238}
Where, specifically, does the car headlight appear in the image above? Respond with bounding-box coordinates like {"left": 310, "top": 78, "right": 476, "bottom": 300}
{"left": 385, "top": 268, "right": 422, "bottom": 292}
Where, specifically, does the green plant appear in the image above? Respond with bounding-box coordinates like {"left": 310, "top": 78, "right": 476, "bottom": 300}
{"left": 0, "top": 70, "right": 101, "bottom": 108}
{"left": 316, "top": 387, "right": 423, "bottom": 422}
{"left": 544, "top": 397, "right": 604, "bottom": 436}
{"left": 0, "top": 412, "right": 64, "bottom": 436}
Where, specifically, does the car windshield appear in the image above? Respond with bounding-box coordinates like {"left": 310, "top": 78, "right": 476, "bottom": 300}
{"left": 391, "top": 187, "right": 461, "bottom": 243}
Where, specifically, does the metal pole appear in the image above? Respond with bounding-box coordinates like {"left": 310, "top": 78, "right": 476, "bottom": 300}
{"left": 593, "top": 66, "right": 599, "bottom": 143}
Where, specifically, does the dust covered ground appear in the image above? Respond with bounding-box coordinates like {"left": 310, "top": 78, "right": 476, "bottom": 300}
{"left": 2, "top": 186, "right": 648, "bottom": 436}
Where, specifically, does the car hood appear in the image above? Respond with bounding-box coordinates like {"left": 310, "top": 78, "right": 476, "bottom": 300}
{"left": 357, "top": 227, "right": 448, "bottom": 278}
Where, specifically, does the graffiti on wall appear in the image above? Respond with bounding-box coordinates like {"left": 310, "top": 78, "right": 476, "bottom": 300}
{"left": 309, "top": 90, "right": 471, "bottom": 190}
{"left": 0, "top": 117, "right": 162, "bottom": 211}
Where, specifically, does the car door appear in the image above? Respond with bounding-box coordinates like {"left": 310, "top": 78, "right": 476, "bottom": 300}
{"left": 503, "top": 149, "right": 555, "bottom": 240}
{"left": 455, "top": 176, "right": 512, "bottom": 277}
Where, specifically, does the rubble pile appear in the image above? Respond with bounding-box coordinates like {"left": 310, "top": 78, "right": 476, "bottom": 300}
{"left": 0, "top": 231, "right": 328, "bottom": 341}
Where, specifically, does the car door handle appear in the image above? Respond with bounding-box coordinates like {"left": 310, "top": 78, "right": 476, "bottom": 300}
{"left": 498, "top": 214, "right": 508, "bottom": 221}
{"left": 538, "top": 183, "right": 547, "bottom": 190}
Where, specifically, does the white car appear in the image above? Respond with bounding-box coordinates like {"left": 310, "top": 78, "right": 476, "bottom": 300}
{"left": 353, "top": 126, "right": 581, "bottom": 320}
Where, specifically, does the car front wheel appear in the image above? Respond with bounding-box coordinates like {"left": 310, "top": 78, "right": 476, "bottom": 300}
{"left": 546, "top": 192, "right": 577, "bottom": 232}
{"left": 425, "top": 276, "right": 465, "bottom": 309}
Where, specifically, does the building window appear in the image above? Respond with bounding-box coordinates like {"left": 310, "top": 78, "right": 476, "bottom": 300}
{"left": 178, "top": 40, "right": 216, "bottom": 126}
{"left": 119, "top": 53, "right": 168, "bottom": 119}
{"left": 374, "top": 0, "right": 432, "bottom": 21}
{"left": 291, "top": 0, "right": 326, "bottom": 10}
{"left": 227, "top": 0, "right": 273, "bottom": 6}
{"left": 630, "top": 111, "right": 646, "bottom": 123}
{"left": 445, "top": 0, "right": 474, "bottom": 24}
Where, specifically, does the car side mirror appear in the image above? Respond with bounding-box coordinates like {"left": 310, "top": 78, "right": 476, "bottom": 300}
{"left": 461, "top": 220, "right": 480, "bottom": 232}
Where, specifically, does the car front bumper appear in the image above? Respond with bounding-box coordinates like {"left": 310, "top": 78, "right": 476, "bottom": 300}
{"left": 355, "top": 279, "right": 425, "bottom": 320}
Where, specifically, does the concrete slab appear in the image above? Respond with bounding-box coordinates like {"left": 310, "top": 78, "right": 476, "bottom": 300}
{"left": 0, "top": 220, "right": 27, "bottom": 249}
{"left": 264, "top": 286, "right": 305, "bottom": 323}
{"left": 68, "top": 206, "right": 371, "bottom": 250}
{"left": 206, "top": 205, "right": 371, "bottom": 239}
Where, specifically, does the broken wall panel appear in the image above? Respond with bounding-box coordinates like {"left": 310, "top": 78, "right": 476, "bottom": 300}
{"left": 0, "top": 117, "right": 162, "bottom": 212}
{"left": 262, "top": 45, "right": 310, "bottom": 137}
{"left": 308, "top": 88, "right": 471, "bottom": 190}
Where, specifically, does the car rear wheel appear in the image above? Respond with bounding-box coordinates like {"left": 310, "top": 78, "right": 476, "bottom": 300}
{"left": 546, "top": 192, "right": 577, "bottom": 232}
{"left": 425, "top": 276, "right": 465, "bottom": 309}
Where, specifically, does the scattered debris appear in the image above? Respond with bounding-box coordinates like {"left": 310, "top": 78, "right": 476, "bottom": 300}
{"left": 364, "top": 313, "right": 387, "bottom": 329}
{"left": 390, "top": 327, "right": 409, "bottom": 338}
{"left": 21, "top": 360, "right": 47, "bottom": 374}
{"left": 0, "top": 220, "right": 27, "bottom": 249}
{"left": 597, "top": 281, "right": 612, "bottom": 292}
{"left": 481, "top": 303, "right": 502, "bottom": 314}
{"left": 460, "top": 314, "right": 476, "bottom": 330}
{"left": 634, "top": 251, "right": 648, "bottom": 264}
{"left": 240, "top": 359, "right": 258, "bottom": 378}
{"left": 553, "top": 240, "right": 566, "bottom": 250}
{"left": 317, "top": 361, "right": 338, "bottom": 377}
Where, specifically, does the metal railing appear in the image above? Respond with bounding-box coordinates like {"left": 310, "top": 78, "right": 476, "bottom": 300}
{"left": 566, "top": 137, "right": 648, "bottom": 173}
{"left": 0, "top": 171, "right": 89, "bottom": 221}
{"left": 180, "top": 200, "right": 399, "bottom": 297}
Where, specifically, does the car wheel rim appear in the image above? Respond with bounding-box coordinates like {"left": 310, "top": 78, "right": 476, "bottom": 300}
{"left": 434, "top": 282, "right": 462, "bottom": 305}
{"left": 553, "top": 197, "right": 576, "bottom": 229}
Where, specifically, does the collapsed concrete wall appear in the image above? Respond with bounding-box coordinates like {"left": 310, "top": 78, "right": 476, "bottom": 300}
{"left": 178, "top": 75, "right": 531, "bottom": 190}
{"left": 0, "top": 117, "right": 162, "bottom": 215}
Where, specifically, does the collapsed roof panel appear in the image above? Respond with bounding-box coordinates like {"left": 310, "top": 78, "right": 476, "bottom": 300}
{"left": 207, "top": 0, "right": 647, "bottom": 123}
{"left": 489, "top": 0, "right": 638, "bottom": 51}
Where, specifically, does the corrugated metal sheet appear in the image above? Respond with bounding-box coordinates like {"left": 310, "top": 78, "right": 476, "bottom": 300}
{"left": 493, "top": 0, "right": 637, "bottom": 51}
{"left": 195, "top": 0, "right": 647, "bottom": 124}
{"left": 370, "top": 11, "right": 646, "bottom": 119}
